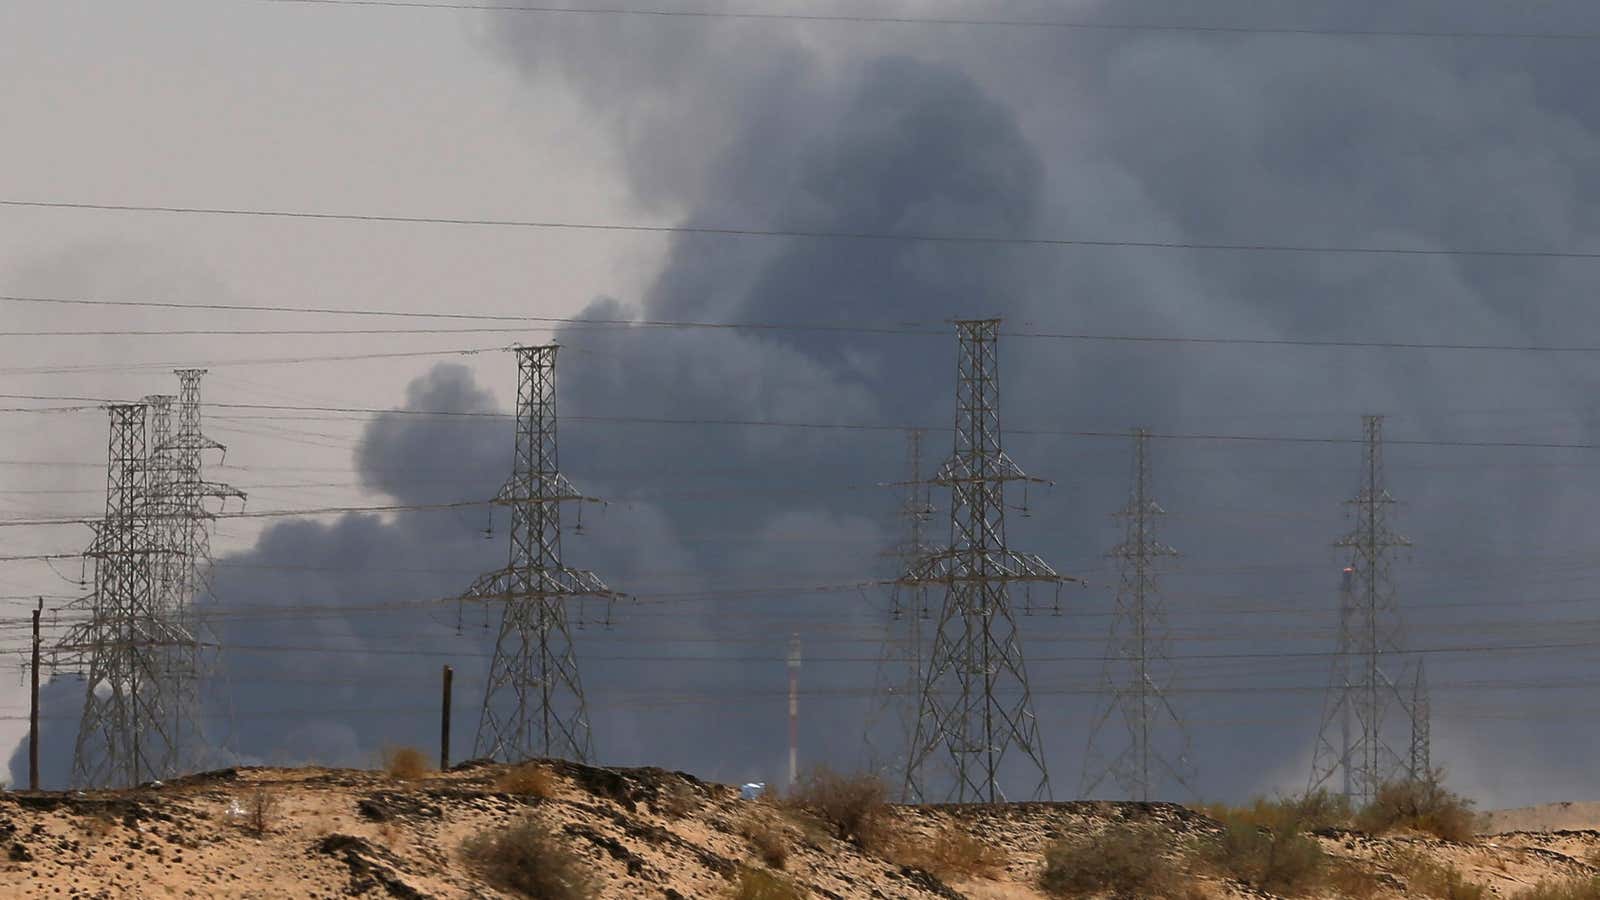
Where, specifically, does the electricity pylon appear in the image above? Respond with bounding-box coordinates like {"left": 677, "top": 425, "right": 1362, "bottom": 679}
{"left": 159, "top": 370, "right": 243, "bottom": 771}
{"left": 1309, "top": 415, "right": 1430, "bottom": 803}
{"left": 60, "top": 404, "right": 172, "bottom": 787}
{"left": 899, "top": 319, "right": 1070, "bottom": 803}
{"left": 1080, "top": 428, "right": 1194, "bottom": 801}
{"left": 59, "top": 372, "right": 242, "bottom": 788}
{"left": 864, "top": 429, "right": 936, "bottom": 793}
{"left": 461, "top": 344, "right": 617, "bottom": 763}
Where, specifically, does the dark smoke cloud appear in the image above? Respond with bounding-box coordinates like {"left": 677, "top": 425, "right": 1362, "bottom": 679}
{"left": 17, "top": 0, "right": 1600, "bottom": 806}
{"left": 485, "top": 0, "right": 1600, "bottom": 805}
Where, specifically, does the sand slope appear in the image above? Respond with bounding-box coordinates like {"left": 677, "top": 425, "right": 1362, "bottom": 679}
{"left": 0, "top": 760, "right": 1596, "bottom": 898}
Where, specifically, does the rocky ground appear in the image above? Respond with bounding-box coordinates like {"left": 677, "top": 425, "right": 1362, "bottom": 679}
{"left": 0, "top": 759, "right": 1595, "bottom": 898}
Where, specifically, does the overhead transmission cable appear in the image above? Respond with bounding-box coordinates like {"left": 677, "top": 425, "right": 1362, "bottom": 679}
{"left": 7, "top": 198, "right": 1600, "bottom": 260}
{"left": 255, "top": 0, "right": 1600, "bottom": 43}
{"left": 11, "top": 294, "right": 1600, "bottom": 354}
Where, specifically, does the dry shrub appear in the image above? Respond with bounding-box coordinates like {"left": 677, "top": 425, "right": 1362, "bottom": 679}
{"left": 1039, "top": 822, "right": 1183, "bottom": 898}
{"left": 381, "top": 746, "right": 432, "bottom": 780}
{"left": 243, "top": 788, "right": 279, "bottom": 837}
{"left": 1326, "top": 861, "right": 1383, "bottom": 899}
{"left": 462, "top": 817, "right": 597, "bottom": 900}
{"left": 1391, "top": 851, "right": 1487, "bottom": 899}
{"left": 1357, "top": 770, "right": 1481, "bottom": 842}
{"left": 785, "top": 766, "right": 890, "bottom": 850}
{"left": 1204, "top": 805, "right": 1326, "bottom": 896}
{"left": 498, "top": 762, "right": 558, "bottom": 799}
{"left": 657, "top": 779, "right": 700, "bottom": 818}
{"left": 75, "top": 812, "right": 118, "bottom": 841}
{"left": 740, "top": 819, "right": 791, "bottom": 870}
{"left": 1200, "top": 790, "right": 1351, "bottom": 832}
{"left": 892, "top": 825, "right": 1007, "bottom": 881}
{"left": 725, "top": 865, "right": 804, "bottom": 900}
{"left": 1513, "top": 877, "right": 1600, "bottom": 900}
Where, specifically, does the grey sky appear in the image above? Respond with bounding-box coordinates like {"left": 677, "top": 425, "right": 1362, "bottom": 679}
{"left": 6, "top": 0, "right": 1600, "bottom": 806}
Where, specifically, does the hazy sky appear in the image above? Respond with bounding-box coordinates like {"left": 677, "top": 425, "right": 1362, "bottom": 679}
{"left": 7, "top": 0, "right": 1600, "bottom": 807}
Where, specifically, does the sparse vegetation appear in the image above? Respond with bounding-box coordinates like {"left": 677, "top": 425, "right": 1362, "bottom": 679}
{"left": 75, "top": 812, "right": 118, "bottom": 841}
{"left": 243, "top": 788, "right": 280, "bottom": 837}
{"left": 890, "top": 825, "right": 1007, "bottom": 881}
{"left": 1039, "top": 821, "right": 1183, "bottom": 898}
{"left": 381, "top": 745, "right": 432, "bottom": 781}
{"left": 656, "top": 779, "right": 700, "bottom": 818}
{"left": 785, "top": 766, "right": 890, "bottom": 850}
{"left": 739, "top": 819, "right": 791, "bottom": 870}
{"left": 498, "top": 762, "right": 559, "bottom": 799}
{"left": 1390, "top": 851, "right": 1487, "bottom": 899}
{"left": 462, "top": 816, "right": 597, "bottom": 900}
{"left": 1357, "top": 770, "right": 1481, "bottom": 842}
{"left": 724, "top": 865, "right": 804, "bottom": 900}
{"left": 1203, "top": 801, "right": 1327, "bottom": 895}
{"left": 1512, "top": 877, "right": 1600, "bottom": 900}
{"left": 1200, "top": 789, "right": 1352, "bottom": 832}
{"left": 1325, "top": 861, "right": 1383, "bottom": 899}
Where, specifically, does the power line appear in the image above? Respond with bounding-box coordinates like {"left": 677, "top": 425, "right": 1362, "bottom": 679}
{"left": 8, "top": 198, "right": 1600, "bottom": 260}
{"left": 11, "top": 397, "right": 1600, "bottom": 455}
{"left": 256, "top": 0, "right": 1600, "bottom": 43}
{"left": 0, "top": 346, "right": 504, "bottom": 377}
{"left": 12, "top": 294, "right": 1600, "bottom": 354}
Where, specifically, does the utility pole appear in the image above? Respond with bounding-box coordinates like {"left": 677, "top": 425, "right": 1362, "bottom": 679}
{"left": 1309, "top": 415, "right": 1427, "bottom": 803}
{"left": 440, "top": 665, "right": 454, "bottom": 771}
{"left": 787, "top": 634, "right": 801, "bottom": 789}
{"left": 899, "top": 319, "right": 1071, "bottom": 803}
{"left": 1081, "top": 428, "right": 1193, "bottom": 801}
{"left": 29, "top": 597, "right": 41, "bottom": 791}
{"left": 460, "top": 345, "right": 617, "bottom": 763}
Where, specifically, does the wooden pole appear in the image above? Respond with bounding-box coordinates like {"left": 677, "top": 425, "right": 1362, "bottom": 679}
{"left": 29, "top": 598, "right": 41, "bottom": 791}
{"left": 440, "top": 665, "right": 453, "bottom": 771}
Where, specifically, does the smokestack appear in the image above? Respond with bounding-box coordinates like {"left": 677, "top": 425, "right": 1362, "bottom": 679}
{"left": 787, "top": 633, "right": 802, "bottom": 789}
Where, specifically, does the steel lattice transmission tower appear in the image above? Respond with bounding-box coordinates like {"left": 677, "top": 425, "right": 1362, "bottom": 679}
{"left": 864, "top": 429, "right": 936, "bottom": 790}
{"left": 58, "top": 373, "right": 243, "bottom": 788}
{"left": 899, "top": 319, "right": 1070, "bottom": 803}
{"left": 1080, "top": 428, "right": 1194, "bottom": 801}
{"left": 1309, "top": 415, "right": 1430, "bottom": 803}
{"left": 59, "top": 404, "right": 169, "bottom": 787}
{"left": 160, "top": 370, "right": 244, "bottom": 770}
{"left": 461, "top": 345, "right": 617, "bottom": 763}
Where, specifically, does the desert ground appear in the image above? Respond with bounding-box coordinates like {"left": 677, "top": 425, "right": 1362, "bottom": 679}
{"left": 1, "top": 759, "right": 1596, "bottom": 899}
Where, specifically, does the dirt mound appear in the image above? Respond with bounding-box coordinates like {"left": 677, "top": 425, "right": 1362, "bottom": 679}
{"left": 0, "top": 762, "right": 1596, "bottom": 898}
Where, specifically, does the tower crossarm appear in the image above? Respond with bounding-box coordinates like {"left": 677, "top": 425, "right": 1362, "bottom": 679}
{"left": 460, "top": 565, "right": 617, "bottom": 602}
{"left": 896, "top": 549, "right": 1068, "bottom": 585}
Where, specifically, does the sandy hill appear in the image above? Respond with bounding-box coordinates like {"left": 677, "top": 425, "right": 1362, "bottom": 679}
{"left": 1484, "top": 802, "right": 1600, "bottom": 835}
{"left": 0, "top": 759, "right": 1596, "bottom": 899}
